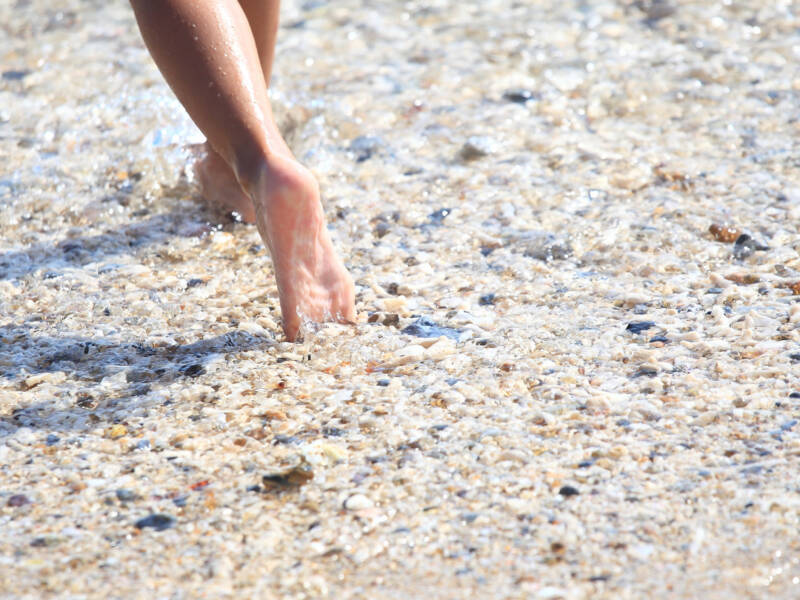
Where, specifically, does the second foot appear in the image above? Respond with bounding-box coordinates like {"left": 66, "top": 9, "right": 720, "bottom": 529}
{"left": 194, "top": 143, "right": 257, "bottom": 223}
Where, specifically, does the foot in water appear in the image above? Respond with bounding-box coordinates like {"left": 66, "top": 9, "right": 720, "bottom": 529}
{"left": 194, "top": 142, "right": 256, "bottom": 223}
{"left": 243, "top": 153, "right": 356, "bottom": 341}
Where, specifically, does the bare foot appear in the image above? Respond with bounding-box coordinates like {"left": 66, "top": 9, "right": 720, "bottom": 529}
{"left": 247, "top": 154, "right": 356, "bottom": 341}
{"left": 194, "top": 143, "right": 256, "bottom": 223}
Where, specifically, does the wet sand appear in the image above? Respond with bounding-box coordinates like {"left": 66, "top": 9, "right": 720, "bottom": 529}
{"left": 2, "top": 0, "right": 800, "bottom": 598}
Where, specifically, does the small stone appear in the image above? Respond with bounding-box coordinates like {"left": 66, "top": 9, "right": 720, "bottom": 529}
{"left": 632, "top": 366, "right": 658, "bottom": 377}
{"left": 30, "top": 536, "right": 61, "bottom": 548}
{"left": 134, "top": 514, "right": 175, "bottom": 532}
{"left": 24, "top": 371, "right": 67, "bottom": 389}
{"left": 105, "top": 424, "right": 127, "bottom": 439}
{"left": 478, "top": 293, "right": 496, "bottom": 306}
{"left": 558, "top": 485, "right": 580, "bottom": 497}
{"left": 349, "top": 135, "right": 383, "bottom": 162}
{"left": 116, "top": 489, "right": 138, "bottom": 502}
{"left": 641, "top": 0, "right": 676, "bottom": 20}
{"left": 709, "top": 223, "right": 740, "bottom": 243}
{"left": 733, "top": 234, "right": 768, "bottom": 260}
{"left": 401, "top": 316, "right": 462, "bottom": 341}
{"left": 262, "top": 460, "right": 314, "bottom": 490}
{"left": 344, "top": 493, "right": 373, "bottom": 511}
{"left": 725, "top": 273, "right": 760, "bottom": 285}
{"left": 626, "top": 321, "right": 656, "bottom": 334}
{"left": 377, "top": 378, "right": 390, "bottom": 387}
{"left": 186, "top": 278, "right": 205, "bottom": 288}
{"left": 7, "top": 494, "right": 30, "bottom": 507}
{"left": 180, "top": 363, "right": 206, "bottom": 378}
{"left": 45, "top": 434, "right": 60, "bottom": 446}
{"left": 2, "top": 70, "right": 31, "bottom": 81}
{"left": 787, "top": 282, "right": 800, "bottom": 295}
{"left": 519, "top": 233, "right": 572, "bottom": 262}
{"left": 502, "top": 89, "right": 537, "bottom": 104}
{"left": 382, "top": 313, "right": 400, "bottom": 327}
{"left": 458, "top": 137, "right": 493, "bottom": 161}
{"left": 428, "top": 208, "right": 452, "bottom": 226}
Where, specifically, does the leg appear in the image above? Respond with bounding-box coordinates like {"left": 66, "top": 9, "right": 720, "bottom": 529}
{"left": 130, "top": 0, "right": 355, "bottom": 340}
{"left": 195, "top": 0, "right": 281, "bottom": 222}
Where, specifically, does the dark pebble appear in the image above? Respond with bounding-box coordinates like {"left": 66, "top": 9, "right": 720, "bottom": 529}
{"left": 43, "top": 271, "right": 60, "bottom": 279}
{"left": 134, "top": 514, "right": 175, "bottom": 532}
{"left": 180, "top": 363, "right": 206, "bottom": 377}
{"left": 45, "top": 434, "right": 60, "bottom": 446}
{"left": 116, "top": 489, "right": 138, "bottom": 502}
{"left": 186, "top": 278, "right": 205, "bottom": 288}
{"left": 172, "top": 495, "right": 188, "bottom": 507}
{"left": 377, "top": 378, "right": 390, "bottom": 387}
{"left": 577, "top": 459, "right": 594, "bottom": 468}
{"left": 428, "top": 208, "right": 451, "bottom": 226}
{"left": 461, "top": 512, "right": 479, "bottom": 523}
{"left": 616, "top": 419, "right": 631, "bottom": 427}
{"left": 2, "top": 70, "right": 31, "bottom": 81}
{"left": 322, "top": 426, "right": 346, "bottom": 437}
{"left": 30, "top": 536, "right": 61, "bottom": 548}
{"left": 479, "top": 246, "right": 496, "bottom": 257}
{"left": 649, "top": 335, "right": 669, "bottom": 343}
{"left": 733, "top": 234, "right": 768, "bottom": 260}
{"left": 789, "top": 353, "right": 800, "bottom": 362}
{"left": 707, "top": 287, "right": 723, "bottom": 294}
{"left": 382, "top": 313, "right": 400, "bottom": 327}
{"left": 789, "top": 392, "right": 800, "bottom": 399}
{"left": 401, "top": 316, "right": 462, "bottom": 341}
{"left": 349, "top": 135, "right": 383, "bottom": 162}
{"left": 502, "top": 88, "right": 537, "bottom": 104}
{"left": 643, "top": 0, "right": 676, "bottom": 20}
{"left": 385, "top": 282, "right": 399, "bottom": 295}
{"left": 262, "top": 463, "right": 314, "bottom": 490}
{"left": 374, "top": 222, "right": 391, "bottom": 238}
{"left": 7, "top": 494, "right": 30, "bottom": 507}
{"left": 273, "top": 434, "right": 299, "bottom": 445}
{"left": 478, "top": 293, "right": 496, "bottom": 306}
{"left": 558, "top": 485, "right": 580, "bottom": 497}
{"left": 626, "top": 321, "right": 656, "bottom": 334}
{"left": 246, "top": 484, "right": 262, "bottom": 493}
{"left": 458, "top": 140, "right": 489, "bottom": 161}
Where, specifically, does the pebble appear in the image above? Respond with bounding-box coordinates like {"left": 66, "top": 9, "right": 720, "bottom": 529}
{"left": 344, "top": 494, "right": 373, "bottom": 511}
{"left": 115, "top": 489, "right": 138, "bottom": 502}
{"left": 733, "top": 234, "right": 768, "bottom": 260}
{"left": 401, "top": 317, "right": 462, "bottom": 341}
{"left": 348, "top": 135, "right": 383, "bottom": 162}
{"left": 626, "top": 321, "right": 656, "bottom": 334}
{"left": 458, "top": 137, "right": 494, "bottom": 161}
{"left": 134, "top": 514, "right": 176, "bottom": 532}
{"left": 7, "top": 494, "right": 31, "bottom": 507}
{"left": 558, "top": 486, "right": 580, "bottom": 497}
{"left": 261, "top": 460, "right": 314, "bottom": 490}
{"left": 709, "top": 223, "right": 740, "bottom": 243}
{"left": 502, "top": 89, "right": 537, "bottom": 104}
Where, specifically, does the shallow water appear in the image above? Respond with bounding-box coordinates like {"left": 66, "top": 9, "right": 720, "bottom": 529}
{"left": 2, "top": 0, "right": 800, "bottom": 597}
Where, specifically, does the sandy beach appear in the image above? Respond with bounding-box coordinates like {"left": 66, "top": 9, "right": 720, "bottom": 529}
{"left": 2, "top": 0, "right": 800, "bottom": 597}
